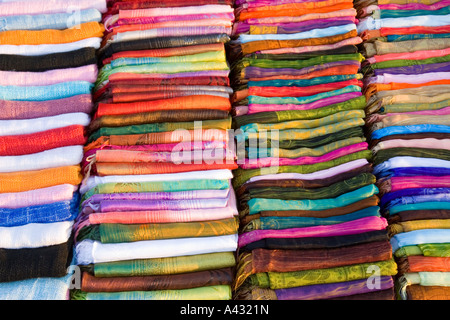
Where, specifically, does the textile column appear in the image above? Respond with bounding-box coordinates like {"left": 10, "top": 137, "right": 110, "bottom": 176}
{"left": 229, "top": 0, "right": 397, "bottom": 300}
{"left": 0, "top": 0, "right": 107, "bottom": 300}
{"left": 71, "top": 0, "right": 240, "bottom": 300}
{"left": 355, "top": 0, "right": 450, "bottom": 300}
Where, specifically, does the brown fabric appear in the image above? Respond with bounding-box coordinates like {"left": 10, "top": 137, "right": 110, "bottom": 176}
{"left": 406, "top": 285, "right": 450, "bottom": 300}
{"left": 238, "top": 30, "right": 358, "bottom": 55}
{"left": 239, "top": 195, "right": 380, "bottom": 224}
{"left": 81, "top": 268, "right": 233, "bottom": 292}
{"left": 388, "top": 210, "right": 450, "bottom": 224}
{"left": 234, "top": 240, "right": 392, "bottom": 290}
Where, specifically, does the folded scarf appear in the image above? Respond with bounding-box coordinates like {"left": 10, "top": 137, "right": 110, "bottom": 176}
{"left": 0, "top": 221, "right": 73, "bottom": 249}
{"left": 233, "top": 150, "right": 372, "bottom": 188}
{"left": 94, "top": 162, "right": 238, "bottom": 177}
{"left": 80, "top": 167, "right": 232, "bottom": 193}
{"left": 241, "top": 196, "right": 379, "bottom": 227}
{"left": 372, "top": 138, "right": 450, "bottom": 154}
{"left": 235, "top": 240, "right": 392, "bottom": 290}
{"left": 0, "top": 184, "right": 77, "bottom": 209}
{"left": 397, "top": 272, "right": 450, "bottom": 300}
{"left": 233, "top": 95, "right": 366, "bottom": 127}
{"left": 239, "top": 172, "right": 376, "bottom": 202}
{"left": 243, "top": 206, "right": 381, "bottom": 232}
{"left": 240, "top": 18, "right": 357, "bottom": 36}
{"left": 0, "top": 8, "right": 102, "bottom": 31}
{"left": 242, "top": 259, "right": 397, "bottom": 290}
{"left": 71, "top": 285, "right": 231, "bottom": 300}
{"left": 388, "top": 210, "right": 450, "bottom": 224}
{"left": 237, "top": 1, "right": 354, "bottom": 21}
{"left": 76, "top": 234, "right": 238, "bottom": 265}
{"left": 77, "top": 218, "right": 238, "bottom": 243}
{"left": 0, "top": 47, "right": 98, "bottom": 73}
{"left": 242, "top": 229, "right": 390, "bottom": 252}
{"left": 106, "top": 74, "right": 229, "bottom": 87}
{"left": 100, "top": 34, "right": 231, "bottom": 61}
{"left": 404, "top": 285, "right": 450, "bottom": 300}
{"left": 0, "top": 64, "right": 98, "bottom": 87}
{"left": 394, "top": 243, "right": 450, "bottom": 259}
{"left": 0, "top": 81, "right": 93, "bottom": 101}
{"left": 373, "top": 157, "right": 450, "bottom": 175}
{"left": 245, "top": 184, "right": 378, "bottom": 215}
{"left": 80, "top": 268, "right": 233, "bottom": 292}
{"left": 0, "top": 274, "right": 73, "bottom": 300}
{"left": 0, "top": 0, "right": 107, "bottom": 16}
{"left": 358, "top": 13, "right": 448, "bottom": 33}
{"left": 83, "top": 205, "right": 238, "bottom": 226}
{"left": 0, "top": 193, "right": 79, "bottom": 227}
{"left": 368, "top": 48, "right": 450, "bottom": 64}
{"left": 237, "top": 24, "right": 357, "bottom": 43}
{"left": 0, "top": 38, "right": 101, "bottom": 57}
{"left": 239, "top": 216, "right": 388, "bottom": 248}
{"left": 234, "top": 30, "right": 358, "bottom": 56}
{"left": 0, "top": 95, "right": 93, "bottom": 120}
{"left": 85, "top": 129, "right": 230, "bottom": 154}
{"left": 236, "top": 276, "right": 394, "bottom": 300}
{"left": 235, "top": 156, "right": 371, "bottom": 188}
{"left": 241, "top": 158, "right": 370, "bottom": 188}
{"left": 240, "top": 142, "right": 369, "bottom": 169}
{"left": 391, "top": 229, "right": 450, "bottom": 252}
{"left": 106, "top": 0, "right": 233, "bottom": 15}
{"left": 87, "top": 116, "right": 231, "bottom": 142}
{"left": 81, "top": 188, "right": 230, "bottom": 207}
{"left": 80, "top": 170, "right": 232, "bottom": 196}
{"left": 388, "top": 202, "right": 450, "bottom": 216}
{"left": 239, "top": 109, "right": 365, "bottom": 133}
{"left": 259, "top": 37, "right": 362, "bottom": 55}
{"left": 95, "top": 95, "right": 231, "bottom": 118}
{"left": 80, "top": 195, "right": 233, "bottom": 214}
{"left": 377, "top": 176, "right": 450, "bottom": 194}
{"left": 0, "top": 165, "right": 82, "bottom": 193}
{"left": 0, "top": 125, "right": 86, "bottom": 157}
{"left": 389, "top": 220, "right": 450, "bottom": 237}
{"left": 0, "top": 145, "right": 84, "bottom": 173}
{"left": 373, "top": 148, "right": 450, "bottom": 166}
{"left": 0, "top": 241, "right": 73, "bottom": 282}
{"left": 0, "top": 22, "right": 105, "bottom": 45}
{"left": 96, "top": 62, "right": 229, "bottom": 87}
{"left": 383, "top": 193, "right": 450, "bottom": 211}
{"left": 241, "top": 92, "right": 362, "bottom": 115}
{"left": 381, "top": 186, "right": 450, "bottom": 207}
{"left": 0, "top": 113, "right": 90, "bottom": 137}
{"left": 397, "top": 256, "right": 450, "bottom": 274}
{"left": 84, "top": 252, "right": 236, "bottom": 278}
{"left": 109, "top": 26, "right": 232, "bottom": 43}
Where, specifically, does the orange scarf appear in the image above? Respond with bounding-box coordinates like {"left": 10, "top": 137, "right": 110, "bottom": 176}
{"left": 0, "top": 22, "right": 104, "bottom": 45}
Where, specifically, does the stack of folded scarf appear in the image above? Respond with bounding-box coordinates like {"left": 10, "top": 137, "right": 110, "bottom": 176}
{"left": 0, "top": 0, "right": 107, "bottom": 300}
{"left": 71, "top": 0, "right": 240, "bottom": 300}
{"left": 229, "top": 0, "right": 397, "bottom": 300}
{"left": 355, "top": 0, "right": 450, "bottom": 300}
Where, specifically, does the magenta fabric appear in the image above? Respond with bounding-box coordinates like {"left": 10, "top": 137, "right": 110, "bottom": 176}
{"left": 238, "top": 216, "right": 388, "bottom": 248}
